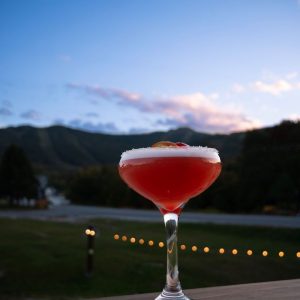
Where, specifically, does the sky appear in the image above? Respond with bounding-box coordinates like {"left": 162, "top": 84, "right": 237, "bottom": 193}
{"left": 0, "top": 0, "right": 300, "bottom": 135}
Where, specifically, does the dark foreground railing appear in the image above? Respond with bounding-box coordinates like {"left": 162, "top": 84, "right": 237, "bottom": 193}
{"left": 93, "top": 279, "right": 300, "bottom": 300}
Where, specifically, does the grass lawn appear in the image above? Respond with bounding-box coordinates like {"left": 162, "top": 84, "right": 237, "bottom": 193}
{"left": 1, "top": 218, "right": 300, "bottom": 299}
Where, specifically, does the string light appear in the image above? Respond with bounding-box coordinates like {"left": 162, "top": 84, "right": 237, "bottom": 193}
{"left": 247, "top": 250, "right": 253, "bottom": 256}
{"left": 204, "top": 247, "right": 210, "bottom": 253}
{"left": 113, "top": 235, "right": 299, "bottom": 259}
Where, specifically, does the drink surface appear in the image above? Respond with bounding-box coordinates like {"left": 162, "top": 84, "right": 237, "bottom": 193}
{"left": 119, "top": 147, "right": 221, "bottom": 214}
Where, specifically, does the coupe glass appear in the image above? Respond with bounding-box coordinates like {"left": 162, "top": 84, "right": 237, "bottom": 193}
{"left": 118, "top": 145, "right": 221, "bottom": 300}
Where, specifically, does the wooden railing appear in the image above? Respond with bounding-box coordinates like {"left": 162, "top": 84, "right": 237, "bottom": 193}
{"left": 93, "top": 279, "right": 300, "bottom": 300}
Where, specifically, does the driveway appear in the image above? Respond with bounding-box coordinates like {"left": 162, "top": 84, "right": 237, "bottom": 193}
{"left": 1, "top": 204, "right": 300, "bottom": 228}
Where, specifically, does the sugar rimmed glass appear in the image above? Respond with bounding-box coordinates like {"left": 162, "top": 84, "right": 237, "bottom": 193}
{"left": 119, "top": 145, "right": 221, "bottom": 299}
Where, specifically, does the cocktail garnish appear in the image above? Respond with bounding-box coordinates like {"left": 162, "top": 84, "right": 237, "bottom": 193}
{"left": 152, "top": 141, "right": 189, "bottom": 148}
{"left": 151, "top": 141, "right": 178, "bottom": 147}
{"left": 175, "top": 142, "right": 188, "bottom": 147}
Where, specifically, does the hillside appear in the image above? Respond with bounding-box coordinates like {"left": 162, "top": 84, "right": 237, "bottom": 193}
{"left": 0, "top": 126, "right": 244, "bottom": 169}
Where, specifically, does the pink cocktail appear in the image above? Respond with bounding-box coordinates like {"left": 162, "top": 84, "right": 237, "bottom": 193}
{"left": 119, "top": 143, "right": 221, "bottom": 300}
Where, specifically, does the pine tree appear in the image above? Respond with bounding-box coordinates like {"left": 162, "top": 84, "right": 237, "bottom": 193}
{"left": 0, "top": 144, "right": 37, "bottom": 206}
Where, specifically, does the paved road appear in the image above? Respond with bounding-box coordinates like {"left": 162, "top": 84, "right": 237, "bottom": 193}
{"left": 1, "top": 204, "right": 300, "bottom": 228}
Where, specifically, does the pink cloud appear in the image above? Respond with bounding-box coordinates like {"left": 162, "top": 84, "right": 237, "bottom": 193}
{"left": 66, "top": 83, "right": 260, "bottom": 133}
{"left": 233, "top": 72, "right": 300, "bottom": 96}
{"left": 252, "top": 80, "right": 297, "bottom": 96}
{"left": 155, "top": 93, "right": 260, "bottom": 132}
{"left": 67, "top": 83, "right": 142, "bottom": 103}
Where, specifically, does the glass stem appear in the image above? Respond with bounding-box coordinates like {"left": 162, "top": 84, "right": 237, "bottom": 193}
{"left": 164, "top": 213, "right": 182, "bottom": 293}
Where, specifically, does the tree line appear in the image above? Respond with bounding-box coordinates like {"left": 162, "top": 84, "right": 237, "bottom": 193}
{"left": 64, "top": 120, "right": 300, "bottom": 214}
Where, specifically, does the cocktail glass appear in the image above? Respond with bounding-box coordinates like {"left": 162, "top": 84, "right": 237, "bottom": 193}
{"left": 119, "top": 144, "right": 221, "bottom": 300}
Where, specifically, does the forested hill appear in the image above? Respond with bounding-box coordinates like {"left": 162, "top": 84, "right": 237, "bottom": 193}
{"left": 0, "top": 125, "right": 244, "bottom": 169}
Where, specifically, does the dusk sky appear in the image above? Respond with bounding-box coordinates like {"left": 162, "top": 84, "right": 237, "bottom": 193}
{"left": 1, "top": 0, "right": 300, "bottom": 134}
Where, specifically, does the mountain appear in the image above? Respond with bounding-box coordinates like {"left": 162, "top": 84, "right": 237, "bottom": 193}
{"left": 0, "top": 125, "right": 244, "bottom": 169}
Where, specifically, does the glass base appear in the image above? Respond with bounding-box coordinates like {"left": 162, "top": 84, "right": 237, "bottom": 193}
{"left": 155, "top": 289, "right": 190, "bottom": 300}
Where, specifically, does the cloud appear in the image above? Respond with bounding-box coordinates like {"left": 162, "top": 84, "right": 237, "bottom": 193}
{"left": 20, "top": 110, "right": 41, "bottom": 120}
{"left": 251, "top": 79, "right": 300, "bottom": 96}
{"left": 67, "top": 83, "right": 141, "bottom": 103}
{"left": 54, "top": 118, "right": 119, "bottom": 134}
{"left": 67, "top": 83, "right": 260, "bottom": 133}
{"left": 86, "top": 112, "right": 99, "bottom": 118}
{"left": 154, "top": 93, "right": 261, "bottom": 133}
{"left": 245, "top": 72, "right": 300, "bottom": 96}
{"left": 0, "top": 107, "right": 13, "bottom": 116}
{"left": 0, "top": 100, "right": 13, "bottom": 116}
{"left": 232, "top": 72, "right": 300, "bottom": 96}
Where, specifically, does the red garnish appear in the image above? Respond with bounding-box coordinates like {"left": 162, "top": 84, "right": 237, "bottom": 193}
{"left": 151, "top": 141, "right": 189, "bottom": 148}
{"left": 175, "top": 142, "right": 189, "bottom": 147}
